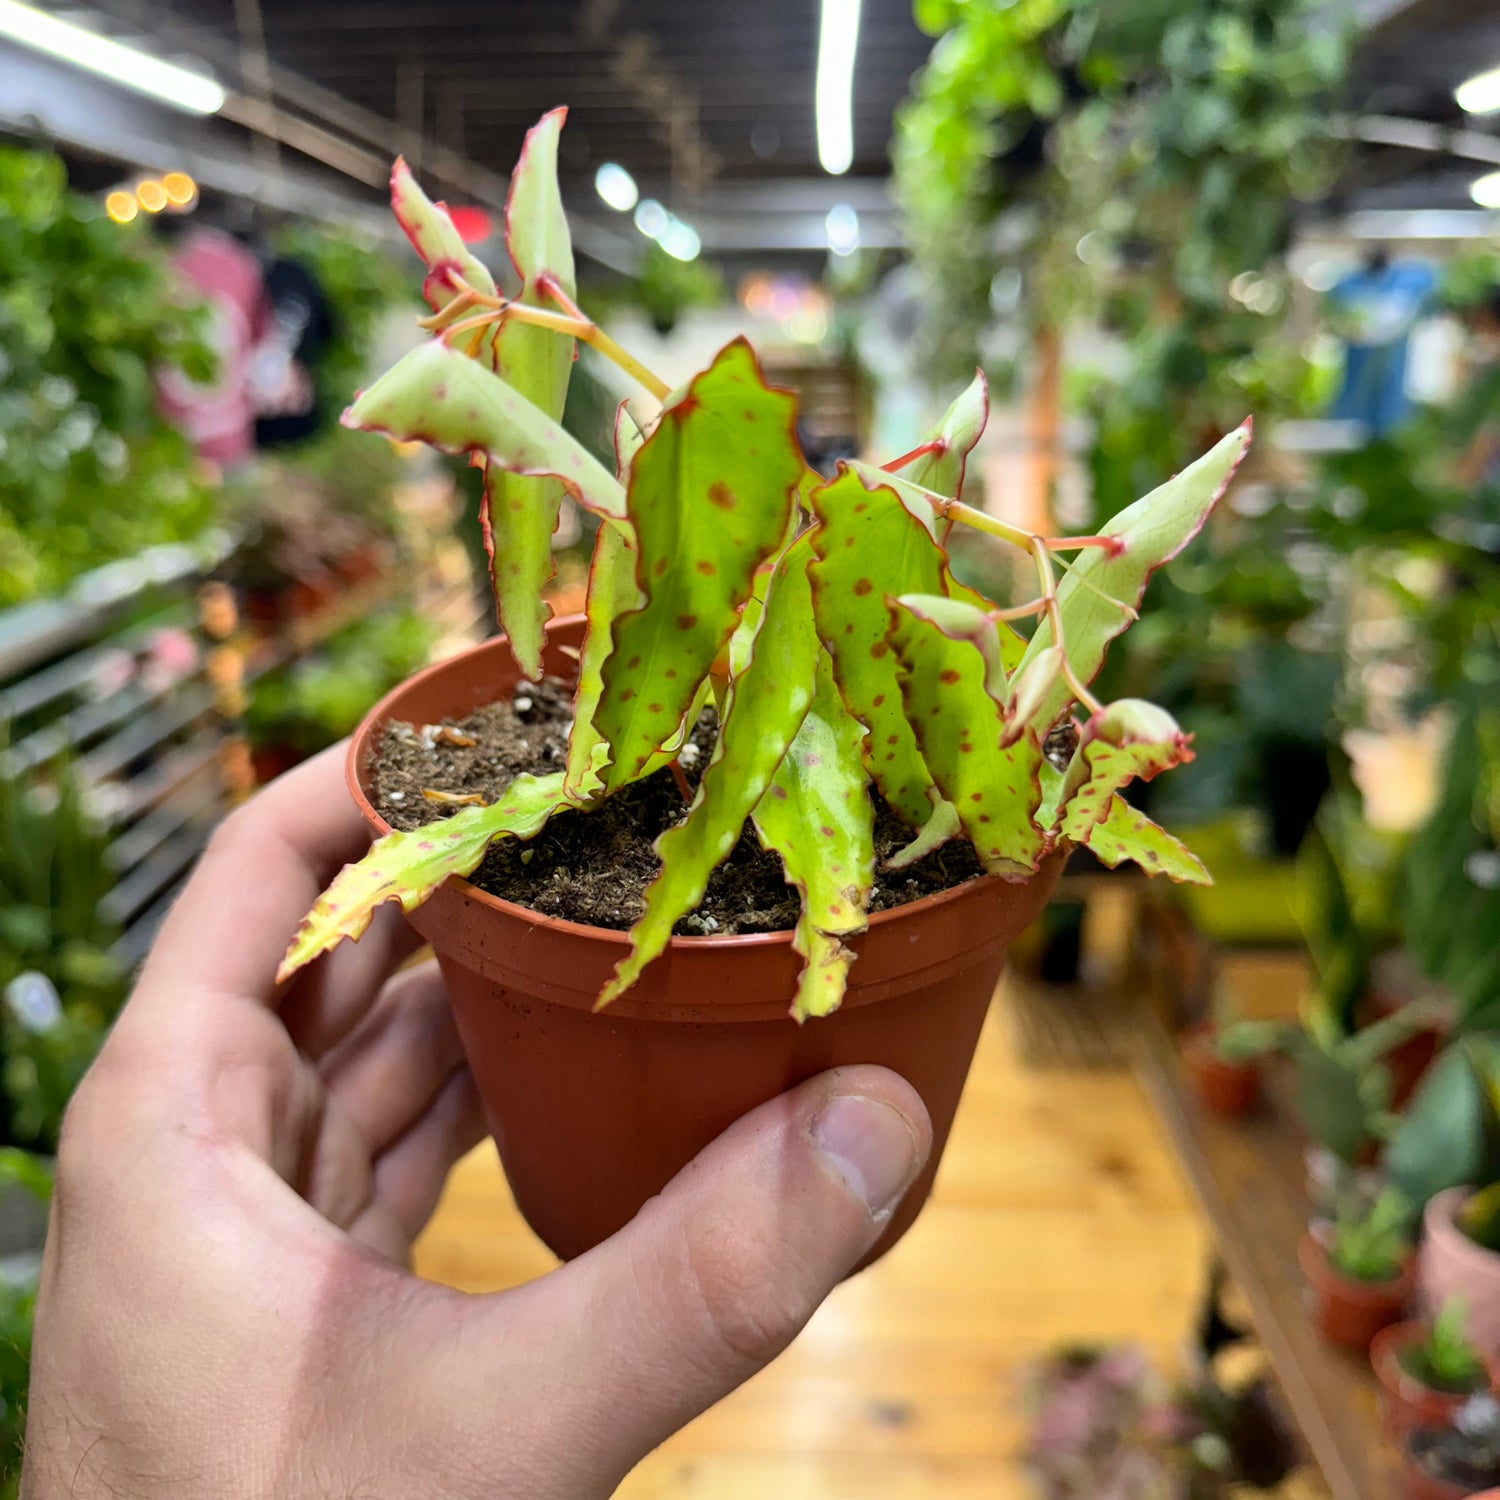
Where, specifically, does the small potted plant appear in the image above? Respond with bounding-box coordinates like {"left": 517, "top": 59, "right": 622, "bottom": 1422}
{"left": 275, "top": 109, "right": 1248, "bottom": 1265}
{"left": 1423, "top": 1185, "right": 1500, "bottom": 1360}
{"left": 1299, "top": 1187, "right": 1415, "bottom": 1351}
{"left": 1183, "top": 989, "right": 1265, "bottom": 1118}
{"left": 1406, "top": 1395, "right": 1500, "bottom": 1500}
{"left": 1374, "top": 1298, "right": 1492, "bottom": 1442}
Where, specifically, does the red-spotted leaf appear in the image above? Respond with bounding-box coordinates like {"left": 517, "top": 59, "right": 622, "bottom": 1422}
{"left": 903, "top": 370, "right": 988, "bottom": 504}
{"left": 594, "top": 338, "right": 804, "bottom": 792}
{"left": 276, "top": 772, "right": 568, "bottom": 980}
{"left": 887, "top": 596, "right": 1046, "bottom": 878}
{"left": 752, "top": 650, "right": 876, "bottom": 1019}
{"left": 1057, "top": 699, "right": 1194, "bottom": 842}
{"left": 345, "top": 340, "right": 625, "bottom": 520}
{"left": 1015, "top": 422, "right": 1252, "bottom": 731}
{"left": 482, "top": 109, "right": 579, "bottom": 678}
{"left": 391, "top": 158, "right": 497, "bottom": 306}
{"left": 597, "top": 542, "right": 819, "bottom": 1007}
{"left": 1083, "top": 795, "right": 1211, "bottom": 885}
{"left": 808, "top": 466, "right": 949, "bottom": 829}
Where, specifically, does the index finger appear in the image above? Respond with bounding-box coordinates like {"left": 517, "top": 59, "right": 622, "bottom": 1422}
{"left": 136, "top": 744, "right": 369, "bottom": 1008}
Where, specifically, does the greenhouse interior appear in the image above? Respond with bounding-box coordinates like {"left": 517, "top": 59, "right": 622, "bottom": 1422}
{"left": 3, "top": 0, "right": 1500, "bottom": 1496}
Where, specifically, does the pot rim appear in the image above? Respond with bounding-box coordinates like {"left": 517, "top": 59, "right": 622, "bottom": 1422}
{"left": 1299, "top": 1228, "right": 1415, "bottom": 1302}
{"left": 345, "top": 621, "right": 1059, "bottom": 954}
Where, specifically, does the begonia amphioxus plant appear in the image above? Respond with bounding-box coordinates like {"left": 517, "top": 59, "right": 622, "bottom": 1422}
{"left": 278, "top": 109, "right": 1248, "bottom": 1020}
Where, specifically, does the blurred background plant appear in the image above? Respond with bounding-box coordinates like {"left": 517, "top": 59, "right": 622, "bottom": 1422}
{"left": 0, "top": 148, "right": 217, "bottom": 608}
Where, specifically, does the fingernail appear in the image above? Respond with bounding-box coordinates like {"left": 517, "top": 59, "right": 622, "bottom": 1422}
{"left": 813, "top": 1094, "right": 921, "bottom": 1220}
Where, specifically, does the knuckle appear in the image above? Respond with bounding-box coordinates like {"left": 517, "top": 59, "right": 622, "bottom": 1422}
{"left": 677, "top": 1209, "right": 816, "bottom": 1370}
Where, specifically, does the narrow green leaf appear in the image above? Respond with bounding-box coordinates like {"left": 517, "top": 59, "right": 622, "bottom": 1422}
{"left": 753, "top": 651, "right": 876, "bottom": 1019}
{"left": 595, "top": 338, "right": 804, "bottom": 792}
{"left": 887, "top": 597, "right": 1046, "bottom": 878}
{"left": 1057, "top": 699, "right": 1194, "bottom": 842}
{"left": 809, "top": 467, "right": 949, "bottom": 827}
{"left": 345, "top": 340, "right": 626, "bottom": 520}
{"left": 885, "top": 799, "right": 962, "bottom": 872}
{"left": 1082, "top": 796, "right": 1211, "bottom": 884}
{"left": 564, "top": 521, "right": 640, "bottom": 801}
{"left": 1015, "top": 421, "right": 1251, "bottom": 730}
{"left": 390, "top": 157, "right": 497, "bottom": 304}
{"left": 598, "top": 544, "right": 820, "bottom": 1007}
{"left": 482, "top": 108, "right": 579, "bottom": 679}
{"left": 904, "top": 370, "right": 988, "bottom": 501}
{"left": 277, "top": 773, "right": 568, "bottom": 981}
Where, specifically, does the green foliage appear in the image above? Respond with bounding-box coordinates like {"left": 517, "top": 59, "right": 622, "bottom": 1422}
{"left": 1327, "top": 1187, "right": 1411, "bottom": 1284}
{"left": 282, "top": 112, "right": 1243, "bottom": 1017}
{"left": 1384, "top": 1037, "right": 1500, "bottom": 1212}
{"left": 0, "top": 767, "right": 126, "bottom": 1150}
{"left": 0, "top": 1151, "right": 46, "bottom": 1500}
{"left": 246, "top": 608, "right": 436, "bottom": 755}
{"left": 0, "top": 148, "right": 217, "bottom": 606}
{"left": 1401, "top": 1299, "right": 1487, "bottom": 1395}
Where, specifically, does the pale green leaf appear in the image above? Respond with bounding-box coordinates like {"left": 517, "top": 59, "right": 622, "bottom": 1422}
{"left": 1015, "top": 422, "right": 1251, "bottom": 730}
{"left": 481, "top": 108, "right": 578, "bottom": 678}
{"left": 390, "top": 157, "right": 496, "bottom": 304}
{"left": 1057, "top": 699, "right": 1194, "bottom": 842}
{"left": 595, "top": 339, "right": 804, "bottom": 792}
{"left": 598, "top": 542, "right": 819, "bottom": 1007}
{"left": 344, "top": 340, "right": 626, "bottom": 521}
{"left": 904, "top": 370, "right": 988, "bottom": 500}
{"left": 1083, "top": 796, "right": 1211, "bottom": 884}
{"left": 753, "top": 650, "right": 876, "bottom": 1019}
{"left": 277, "top": 773, "right": 568, "bottom": 981}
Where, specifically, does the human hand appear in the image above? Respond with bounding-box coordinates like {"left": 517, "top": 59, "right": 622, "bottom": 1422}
{"left": 24, "top": 746, "right": 931, "bottom": 1500}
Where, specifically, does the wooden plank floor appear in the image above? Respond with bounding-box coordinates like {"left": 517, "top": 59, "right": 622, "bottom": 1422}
{"left": 412, "top": 987, "right": 1300, "bottom": 1497}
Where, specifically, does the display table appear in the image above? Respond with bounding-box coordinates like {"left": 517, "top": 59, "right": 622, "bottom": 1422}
{"left": 1135, "top": 1020, "right": 1398, "bottom": 1500}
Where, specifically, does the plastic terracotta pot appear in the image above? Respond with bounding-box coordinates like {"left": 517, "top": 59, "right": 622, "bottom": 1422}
{"left": 1373, "top": 1321, "right": 1489, "bottom": 1444}
{"left": 1401, "top": 1457, "right": 1482, "bottom": 1500}
{"left": 1421, "top": 1189, "right": 1500, "bottom": 1360}
{"left": 347, "top": 618, "right": 1063, "bottom": 1267}
{"left": 1182, "top": 1024, "right": 1261, "bottom": 1118}
{"left": 1299, "top": 1230, "right": 1413, "bottom": 1352}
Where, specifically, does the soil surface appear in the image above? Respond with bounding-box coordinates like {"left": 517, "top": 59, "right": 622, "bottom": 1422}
{"left": 373, "top": 676, "right": 984, "bottom": 935}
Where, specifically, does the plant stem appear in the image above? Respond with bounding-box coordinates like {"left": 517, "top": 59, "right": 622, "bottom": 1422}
{"left": 1031, "top": 539, "right": 1104, "bottom": 716}
{"left": 442, "top": 276, "right": 674, "bottom": 402}
{"left": 880, "top": 439, "right": 945, "bottom": 473}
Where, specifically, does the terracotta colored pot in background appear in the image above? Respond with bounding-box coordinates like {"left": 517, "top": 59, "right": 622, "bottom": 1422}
{"left": 348, "top": 619, "right": 1063, "bottom": 1267}
{"left": 1373, "top": 1321, "right": 1490, "bottom": 1443}
{"left": 1401, "top": 1456, "right": 1484, "bottom": 1500}
{"left": 1182, "top": 1023, "right": 1261, "bottom": 1117}
{"left": 1421, "top": 1188, "right": 1500, "bottom": 1360}
{"left": 1299, "top": 1230, "right": 1413, "bottom": 1352}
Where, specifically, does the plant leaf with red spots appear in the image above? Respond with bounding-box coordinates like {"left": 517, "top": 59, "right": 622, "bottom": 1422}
{"left": 593, "top": 338, "right": 804, "bottom": 792}
{"left": 887, "top": 597, "right": 1046, "bottom": 878}
{"left": 1082, "top": 796, "right": 1211, "bottom": 885}
{"left": 1057, "top": 699, "right": 1194, "bottom": 842}
{"left": 597, "top": 542, "right": 819, "bottom": 1007}
{"left": 482, "top": 108, "right": 578, "bottom": 679}
{"left": 1014, "top": 421, "right": 1252, "bottom": 732}
{"left": 808, "top": 467, "right": 950, "bottom": 830}
{"left": 390, "top": 158, "right": 497, "bottom": 307}
{"left": 752, "top": 650, "right": 875, "bottom": 1019}
{"left": 344, "top": 339, "right": 625, "bottom": 520}
{"left": 276, "top": 773, "right": 568, "bottom": 981}
{"left": 902, "top": 370, "right": 988, "bottom": 503}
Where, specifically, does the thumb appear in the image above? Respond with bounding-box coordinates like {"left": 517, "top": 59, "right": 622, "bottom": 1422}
{"left": 468, "top": 1064, "right": 929, "bottom": 1496}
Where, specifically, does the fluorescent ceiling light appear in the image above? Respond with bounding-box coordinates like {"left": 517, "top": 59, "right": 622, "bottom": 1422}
{"left": 825, "top": 203, "right": 859, "bottom": 256}
{"left": 1456, "top": 65, "right": 1500, "bottom": 115}
{"left": 594, "top": 162, "right": 638, "bottom": 213}
{"left": 1471, "top": 171, "right": 1500, "bottom": 209}
{"left": 660, "top": 215, "right": 700, "bottom": 262}
{"left": 815, "top": 0, "right": 861, "bottom": 175}
{"left": 0, "top": 0, "right": 224, "bottom": 114}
